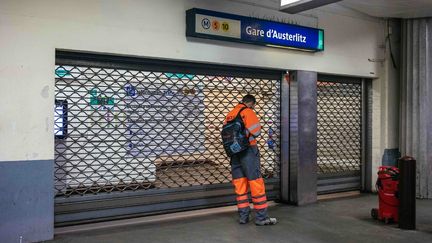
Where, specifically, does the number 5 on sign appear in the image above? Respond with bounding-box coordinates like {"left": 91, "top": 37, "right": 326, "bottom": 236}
{"left": 212, "top": 20, "right": 220, "bottom": 30}
{"left": 222, "top": 22, "right": 229, "bottom": 32}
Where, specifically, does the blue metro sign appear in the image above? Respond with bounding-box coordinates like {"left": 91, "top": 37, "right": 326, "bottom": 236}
{"left": 186, "top": 8, "right": 324, "bottom": 52}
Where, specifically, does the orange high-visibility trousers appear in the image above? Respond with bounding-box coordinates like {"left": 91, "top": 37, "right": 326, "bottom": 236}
{"left": 231, "top": 146, "right": 268, "bottom": 221}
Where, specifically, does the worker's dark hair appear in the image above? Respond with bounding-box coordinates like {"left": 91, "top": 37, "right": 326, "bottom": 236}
{"left": 242, "top": 94, "right": 256, "bottom": 104}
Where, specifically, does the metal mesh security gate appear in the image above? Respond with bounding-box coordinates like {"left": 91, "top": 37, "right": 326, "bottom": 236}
{"left": 54, "top": 52, "right": 281, "bottom": 225}
{"left": 316, "top": 76, "right": 364, "bottom": 194}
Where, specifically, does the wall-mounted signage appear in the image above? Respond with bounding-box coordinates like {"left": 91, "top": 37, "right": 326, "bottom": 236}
{"left": 54, "top": 100, "right": 68, "bottom": 139}
{"left": 186, "top": 8, "right": 324, "bottom": 52}
{"left": 123, "top": 79, "right": 206, "bottom": 157}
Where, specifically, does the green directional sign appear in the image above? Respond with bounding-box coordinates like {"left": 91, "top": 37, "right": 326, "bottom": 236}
{"left": 55, "top": 67, "right": 70, "bottom": 78}
{"left": 90, "top": 96, "right": 115, "bottom": 106}
{"left": 318, "top": 30, "right": 324, "bottom": 51}
{"left": 165, "top": 73, "right": 195, "bottom": 80}
{"left": 89, "top": 88, "right": 115, "bottom": 107}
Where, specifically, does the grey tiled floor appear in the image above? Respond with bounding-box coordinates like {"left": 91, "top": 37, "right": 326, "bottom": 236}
{"left": 46, "top": 194, "right": 432, "bottom": 243}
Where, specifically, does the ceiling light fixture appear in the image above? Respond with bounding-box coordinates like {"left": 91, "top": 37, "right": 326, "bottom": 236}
{"left": 280, "top": 0, "right": 343, "bottom": 14}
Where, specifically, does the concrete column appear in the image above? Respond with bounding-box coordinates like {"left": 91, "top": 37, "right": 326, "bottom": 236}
{"left": 288, "top": 71, "right": 318, "bottom": 205}
{"left": 280, "top": 73, "right": 290, "bottom": 203}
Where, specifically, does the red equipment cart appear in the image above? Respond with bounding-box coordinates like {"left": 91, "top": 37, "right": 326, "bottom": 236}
{"left": 371, "top": 166, "right": 400, "bottom": 224}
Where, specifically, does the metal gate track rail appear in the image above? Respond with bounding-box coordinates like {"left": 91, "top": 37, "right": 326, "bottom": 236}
{"left": 56, "top": 50, "right": 281, "bottom": 80}
{"left": 55, "top": 180, "right": 280, "bottom": 226}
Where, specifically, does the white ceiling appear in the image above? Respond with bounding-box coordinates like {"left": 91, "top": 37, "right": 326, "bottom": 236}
{"left": 337, "top": 0, "right": 432, "bottom": 18}
{"left": 231, "top": 0, "right": 432, "bottom": 18}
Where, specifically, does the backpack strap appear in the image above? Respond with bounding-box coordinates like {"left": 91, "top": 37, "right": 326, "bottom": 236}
{"left": 235, "top": 106, "right": 249, "bottom": 120}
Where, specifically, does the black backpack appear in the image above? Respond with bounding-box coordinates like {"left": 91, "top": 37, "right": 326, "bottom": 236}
{"left": 221, "top": 107, "right": 249, "bottom": 157}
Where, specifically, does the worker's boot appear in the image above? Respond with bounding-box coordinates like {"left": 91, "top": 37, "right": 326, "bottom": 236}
{"left": 255, "top": 208, "right": 277, "bottom": 226}
{"left": 238, "top": 208, "right": 251, "bottom": 224}
{"left": 255, "top": 217, "right": 278, "bottom": 226}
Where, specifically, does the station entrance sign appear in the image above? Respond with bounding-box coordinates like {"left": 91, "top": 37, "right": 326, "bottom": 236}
{"left": 186, "top": 8, "right": 324, "bottom": 52}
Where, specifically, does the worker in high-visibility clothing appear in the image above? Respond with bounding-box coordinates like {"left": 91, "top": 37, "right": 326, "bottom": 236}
{"left": 224, "top": 94, "right": 277, "bottom": 226}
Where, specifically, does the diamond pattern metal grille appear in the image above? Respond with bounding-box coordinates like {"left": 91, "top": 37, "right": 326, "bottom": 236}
{"left": 317, "top": 81, "right": 362, "bottom": 174}
{"left": 54, "top": 65, "right": 281, "bottom": 197}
